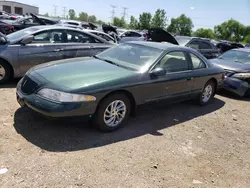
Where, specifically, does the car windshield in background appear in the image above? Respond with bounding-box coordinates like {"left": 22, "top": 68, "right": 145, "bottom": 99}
{"left": 6, "top": 27, "right": 39, "bottom": 41}
{"left": 96, "top": 43, "right": 163, "bottom": 71}
{"left": 175, "top": 36, "right": 191, "bottom": 46}
{"left": 219, "top": 50, "right": 250, "bottom": 64}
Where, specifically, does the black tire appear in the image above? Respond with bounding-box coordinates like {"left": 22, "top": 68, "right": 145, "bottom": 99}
{"left": 93, "top": 93, "right": 131, "bottom": 132}
{"left": 198, "top": 80, "right": 215, "bottom": 106}
{"left": 244, "top": 89, "right": 250, "bottom": 97}
{"left": 0, "top": 60, "right": 12, "bottom": 84}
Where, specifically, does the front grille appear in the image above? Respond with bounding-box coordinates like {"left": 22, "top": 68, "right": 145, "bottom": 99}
{"left": 20, "top": 75, "right": 39, "bottom": 95}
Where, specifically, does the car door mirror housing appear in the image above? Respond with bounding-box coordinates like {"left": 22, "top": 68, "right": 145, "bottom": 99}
{"left": 150, "top": 67, "right": 166, "bottom": 77}
{"left": 21, "top": 35, "right": 34, "bottom": 45}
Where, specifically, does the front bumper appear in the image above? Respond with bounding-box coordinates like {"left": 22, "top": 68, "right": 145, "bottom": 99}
{"left": 16, "top": 88, "right": 97, "bottom": 118}
{"left": 223, "top": 77, "right": 250, "bottom": 97}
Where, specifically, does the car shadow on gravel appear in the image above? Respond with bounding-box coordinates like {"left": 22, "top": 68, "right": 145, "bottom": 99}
{"left": 217, "top": 89, "right": 250, "bottom": 102}
{"left": 0, "top": 78, "right": 20, "bottom": 89}
{"left": 13, "top": 98, "right": 225, "bottom": 152}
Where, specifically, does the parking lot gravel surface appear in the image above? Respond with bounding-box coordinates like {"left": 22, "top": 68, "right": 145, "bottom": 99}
{"left": 0, "top": 80, "right": 250, "bottom": 188}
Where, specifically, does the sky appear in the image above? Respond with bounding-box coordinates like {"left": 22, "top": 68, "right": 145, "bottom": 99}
{"left": 18, "top": 0, "right": 250, "bottom": 29}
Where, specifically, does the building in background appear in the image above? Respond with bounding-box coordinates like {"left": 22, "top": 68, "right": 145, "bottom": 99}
{"left": 0, "top": 1, "right": 38, "bottom": 15}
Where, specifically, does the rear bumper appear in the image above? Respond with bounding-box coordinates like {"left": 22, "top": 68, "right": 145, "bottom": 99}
{"left": 223, "top": 77, "right": 250, "bottom": 96}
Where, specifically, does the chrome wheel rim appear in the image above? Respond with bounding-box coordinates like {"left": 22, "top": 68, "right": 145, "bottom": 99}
{"left": 0, "top": 65, "right": 5, "bottom": 81}
{"left": 202, "top": 85, "right": 213, "bottom": 103}
{"left": 104, "top": 100, "right": 126, "bottom": 127}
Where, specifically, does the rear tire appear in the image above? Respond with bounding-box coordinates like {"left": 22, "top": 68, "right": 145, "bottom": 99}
{"left": 198, "top": 81, "right": 215, "bottom": 105}
{"left": 93, "top": 93, "right": 131, "bottom": 132}
{"left": 0, "top": 61, "right": 12, "bottom": 84}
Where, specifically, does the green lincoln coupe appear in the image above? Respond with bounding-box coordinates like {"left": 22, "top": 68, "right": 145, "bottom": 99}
{"left": 16, "top": 41, "right": 225, "bottom": 131}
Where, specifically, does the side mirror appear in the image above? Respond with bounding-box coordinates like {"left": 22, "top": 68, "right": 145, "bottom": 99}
{"left": 150, "top": 67, "right": 166, "bottom": 77}
{"left": 21, "top": 35, "right": 34, "bottom": 45}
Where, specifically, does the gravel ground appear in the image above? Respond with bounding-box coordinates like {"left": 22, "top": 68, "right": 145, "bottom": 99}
{"left": 0, "top": 80, "right": 250, "bottom": 188}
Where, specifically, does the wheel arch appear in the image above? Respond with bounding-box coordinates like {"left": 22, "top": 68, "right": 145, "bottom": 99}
{"left": 0, "top": 57, "right": 14, "bottom": 79}
{"left": 207, "top": 77, "right": 218, "bottom": 95}
{"left": 96, "top": 89, "right": 137, "bottom": 116}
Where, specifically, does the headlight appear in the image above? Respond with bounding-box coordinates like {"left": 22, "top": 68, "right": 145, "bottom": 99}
{"left": 37, "top": 88, "right": 96, "bottom": 102}
{"left": 232, "top": 73, "right": 250, "bottom": 79}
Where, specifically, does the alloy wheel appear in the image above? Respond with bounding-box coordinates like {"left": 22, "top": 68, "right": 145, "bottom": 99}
{"left": 0, "top": 65, "right": 5, "bottom": 81}
{"left": 103, "top": 100, "right": 127, "bottom": 127}
{"left": 202, "top": 84, "right": 213, "bottom": 103}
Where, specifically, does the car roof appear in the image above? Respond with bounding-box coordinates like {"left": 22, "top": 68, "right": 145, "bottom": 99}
{"left": 232, "top": 48, "right": 250, "bottom": 53}
{"left": 60, "top": 19, "right": 81, "bottom": 24}
{"left": 127, "top": 41, "right": 184, "bottom": 50}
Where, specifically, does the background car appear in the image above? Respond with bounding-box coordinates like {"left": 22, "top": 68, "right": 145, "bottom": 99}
{"left": 83, "top": 29, "right": 117, "bottom": 43}
{"left": 0, "top": 20, "right": 15, "bottom": 34}
{"left": 210, "top": 48, "right": 250, "bottom": 96}
{"left": 16, "top": 41, "right": 224, "bottom": 132}
{"left": 175, "top": 36, "right": 220, "bottom": 59}
{"left": 1, "top": 14, "right": 59, "bottom": 31}
{"left": 0, "top": 26, "right": 114, "bottom": 84}
{"left": 119, "top": 30, "right": 147, "bottom": 43}
{"left": 59, "top": 20, "right": 83, "bottom": 28}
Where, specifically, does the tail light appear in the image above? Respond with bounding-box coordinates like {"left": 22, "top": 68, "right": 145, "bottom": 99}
{"left": 7, "top": 24, "right": 14, "bottom": 30}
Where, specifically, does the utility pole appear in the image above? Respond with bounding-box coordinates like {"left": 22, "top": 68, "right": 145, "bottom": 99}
{"left": 110, "top": 5, "right": 117, "bottom": 22}
{"left": 53, "top": 5, "right": 57, "bottom": 17}
{"left": 62, "top": 6, "right": 66, "bottom": 19}
{"left": 121, "top": 7, "right": 128, "bottom": 18}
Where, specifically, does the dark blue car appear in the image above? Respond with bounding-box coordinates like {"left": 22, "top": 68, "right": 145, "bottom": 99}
{"left": 210, "top": 48, "right": 250, "bottom": 96}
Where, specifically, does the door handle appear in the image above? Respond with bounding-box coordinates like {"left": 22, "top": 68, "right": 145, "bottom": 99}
{"left": 187, "top": 77, "right": 194, "bottom": 81}
{"left": 53, "top": 48, "right": 63, "bottom": 52}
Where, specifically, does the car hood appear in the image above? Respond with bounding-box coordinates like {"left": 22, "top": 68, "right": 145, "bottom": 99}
{"left": 210, "top": 58, "right": 250, "bottom": 72}
{"left": 31, "top": 57, "right": 136, "bottom": 91}
{"left": 148, "top": 28, "right": 179, "bottom": 45}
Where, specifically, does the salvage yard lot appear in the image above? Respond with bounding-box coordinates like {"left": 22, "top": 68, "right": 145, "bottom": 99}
{"left": 1, "top": 81, "right": 250, "bottom": 188}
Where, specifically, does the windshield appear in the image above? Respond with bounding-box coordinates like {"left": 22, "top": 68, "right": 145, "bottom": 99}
{"left": 219, "top": 50, "right": 250, "bottom": 64}
{"left": 6, "top": 27, "right": 39, "bottom": 42}
{"left": 96, "top": 43, "right": 163, "bottom": 71}
{"left": 175, "top": 36, "right": 191, "bottom": 46}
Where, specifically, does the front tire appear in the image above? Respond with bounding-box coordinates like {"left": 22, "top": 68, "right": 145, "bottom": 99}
{"left": 93, "top": 93, "right": 131, "bottom": 132}
{"left": 0, "top": 61, "right": 12, "bottom": 84}
{"left": 198, "top": 81, "right": 215, "bottom": 105}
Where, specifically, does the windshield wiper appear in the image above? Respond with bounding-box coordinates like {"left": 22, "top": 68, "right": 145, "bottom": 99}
{"left": 93, "top": 55, "right": 120, "bottom": 67}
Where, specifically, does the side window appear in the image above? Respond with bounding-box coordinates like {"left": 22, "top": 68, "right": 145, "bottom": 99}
{"left": 190, "top": 53, "right": 206, "bottom": 69}
{"left": 67, "top": 30, "right": 101, "bottom": 43}
{"left": 24, "top": 18, "right": 38, "bottom": 24}
{"left": 123, "top": 32, "right": 131, "bottom": 37}
{"left": 32, "top": 30, "right": 66, "bottom": 43}
{"left": 199, "top": 42, "right": 212, "bottom": 49}
{"left": 96, "top": 33, "right": 114, "bottom": 42}
{"left": 131, "top": 32, "right": 141, "bottom": 37}
{"left": 188, "top": 41, "right": 200, "bottom": 50}
{"left": 157, "top": 51, "right": 189, "bottom": 73}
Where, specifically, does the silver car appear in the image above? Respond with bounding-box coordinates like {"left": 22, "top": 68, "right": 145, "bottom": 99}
{"left": 0, "top": 26, "right": 113, "bottom": 84}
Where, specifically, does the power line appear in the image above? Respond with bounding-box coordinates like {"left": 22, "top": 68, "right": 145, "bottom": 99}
{"left": 62, "top": 6, "right": 66, "bottom": 19}
{"left": 121, "top": 7, "right": 128, "bottom": 18}
{"left": 110, "top": 5, "right": 117, "bottom": 21}
{"left": 53, "top": 5, "right": 57, "bottom": 17}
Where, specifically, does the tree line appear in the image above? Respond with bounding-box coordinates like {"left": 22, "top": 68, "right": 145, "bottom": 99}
{"left": 45, "top": 9, "right": 250, "bottom": 44}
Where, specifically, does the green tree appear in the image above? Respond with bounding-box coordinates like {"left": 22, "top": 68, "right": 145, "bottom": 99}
{"left": 68, "top": 9, "right": 76, "bottom": 20}
{"left": 112, "top": 17, "right": 127, "bottom": 28}
{"left": 88, "top": 15, "right": 97, "bottom": 23}
{"left": 193, "top": 28, "right": 215, "bottom": 39}
{"left": 151, "top": 9, "right": 167, "bottom": 28}
{"left": 78, "top": 12, "right": 88, "bottom": 21}
{"left": 96, "top": 20, "right": 105, "bottom": 25}
{"left": 138, "top": 12, "right": 152, "bottom": 29}
{"left": 167, "top": 14, "right": 193, "bottom": 36}
{"left": 129, "top": 16, "right": 139, "bottom": 29}
{"left": 243, "top": 34, "right": 250, "bottom": 43}
{"left": 214, "top": 19, "right": 245, "bottom": 42}
{"left": 245, "top": 26, "right": 250, "bottom": 36}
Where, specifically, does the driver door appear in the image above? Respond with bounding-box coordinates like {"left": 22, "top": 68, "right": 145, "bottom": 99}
{"left": 144, "top": 51, "right": 193, "bottom": 102}
{"left": 18, "top": 30, "right": 66, "bottom": 75}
